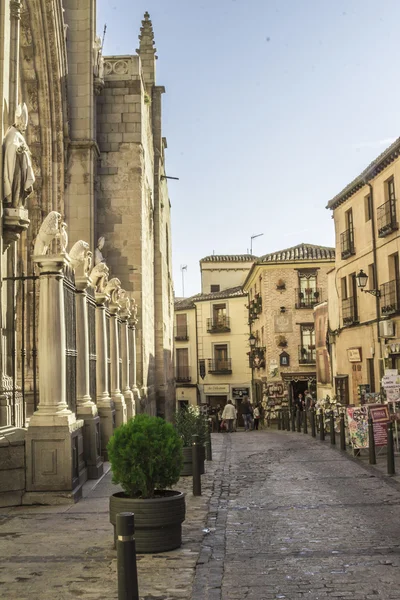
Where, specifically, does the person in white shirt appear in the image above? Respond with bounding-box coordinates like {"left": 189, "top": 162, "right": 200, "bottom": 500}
{"left": 253, "top": 405, "right": 261, "bottom": 430}
{"left": 221, "top": 400, "right": 236, "bottom": 433}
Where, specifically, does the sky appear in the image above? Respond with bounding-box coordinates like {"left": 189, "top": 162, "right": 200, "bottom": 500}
{"left": 98, "top": 0, "right": 400, "bottom": 297}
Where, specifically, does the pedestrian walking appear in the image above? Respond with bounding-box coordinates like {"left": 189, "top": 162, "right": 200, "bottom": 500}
{"left": 221, "top": 400, "right": 236, "bottom": 433}
{"left": 253, "top": 405, "right": 260, "bottom": 430}
{"left": 242, "top": 398, "right": 254, "bottom": 431}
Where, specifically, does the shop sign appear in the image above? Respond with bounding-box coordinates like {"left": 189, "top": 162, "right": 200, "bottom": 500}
{"left": 346, "top": 406, "right": 368, "bottom": 449}
{"left": 382, "top": 372, "right": 400, "bottom": 389}
{"left": 232, "top": 387, "right": 249, "bottom": 399}
{"left": 203, "top": 384, "right": 229, "bottom": 394}
{"left": 347, "top": 347, "right": 362, "bottom": 362}
{"left": 369, "top": 404, "right": 390, "bottom": 447}
{"left": 269, "top": 359, "right": 279, "bottom": 378}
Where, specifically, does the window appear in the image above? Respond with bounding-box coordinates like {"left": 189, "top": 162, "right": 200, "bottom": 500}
{"left": 335, "top": 376, "right": 349, "bottom": 405}
{"left": 367, "top": 358, "right": 375, "bottom": 393}
{"left": 387, "top": 176, "right": 396, "bottom": 203}
{"left": 341, "top": 277, "right": 348, "bottom": 300}
{"left": 210, "top": 284, "right": 220, "bottom": 293}
{"left": 213, "top": 303, "right": 226, "bottom": 325}
{"left": 340, "top": 208, "right": 355, "bottom": 259}
{"left": 350, "top": 272, "right": 358, "bottom": 321}
{"left": 299, "top": 324, "right": 316, "bottom": 363}
{"left": 176, "top": 348, "right": 190, "bottom": 382}
{"left": 175, "top": 313, "right": 188, "bottom": 340}
{"left": 346, "top": 208, "right": 354, "bottom": 232}
{"left": 365, "top": 194, "right": 372, "bottom": 222}
{"left": 214, "top": 344, "right": 228, "bottom": 363}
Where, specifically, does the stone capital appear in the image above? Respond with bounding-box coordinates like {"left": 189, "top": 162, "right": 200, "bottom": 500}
{"left": 75, "top": 274, "right": 93, "bottom": 292}
{"left": 95, "top": 292, "right": 110, "bottom": 306}
{"left": 33, "top": 253, "right": 70, "bottom": 276}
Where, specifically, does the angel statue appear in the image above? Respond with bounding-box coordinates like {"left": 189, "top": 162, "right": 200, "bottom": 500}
{"left": 3, "top": 103, "right": 35, "bottom": 208}
{"left": 94, "top": 236, "right": 106, "bottom": 265}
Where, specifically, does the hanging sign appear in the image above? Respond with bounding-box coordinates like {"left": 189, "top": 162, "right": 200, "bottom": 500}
{"left": 368, "top": 404, "right": 390, "bottom": 447}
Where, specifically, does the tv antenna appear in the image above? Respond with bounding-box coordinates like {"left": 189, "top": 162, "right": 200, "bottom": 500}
{"left": 181, "top": 265, "right": 187, "bottom": 297}
{"left": 250, "top": 233, "right": 263, "bottom": 255}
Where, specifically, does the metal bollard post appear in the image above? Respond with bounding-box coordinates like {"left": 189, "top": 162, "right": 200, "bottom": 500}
{"left": 319, "top": 410, "right": 325, "bottom": 441}
{"left": 192, "top": 434, "right": 202, "bottom": 496}
{"left": 310, "top": 408, "right": 316, "bottom": 438}
{"left": 278, "top": 410, "right": 282, "bottom": 430}
{"left": 330, "top": 412, "right": 336, "bottom": 445}
{"left": 387, "top": 421, "right": 395, "bottom": 476}
{"left": 285, "top": 410, "right": 290, "bottom": 431}
{"left": 205, "top": 427, "right": 212, "bottom": 461}
{"left": 368, "top": 417, "right": 376, "bottom": 465}
{"left": 340, "top": 412, "right": 346, "bottom": 451}
{"left": 296, "top": 410, "right": 301, "bottom": 433}
{"left": 291, "top": 410, "right": 296, "bottom": 432}
{"left": 116, "top": 512, "right": 139, "bottom": 600}
{"left": 303, "top": 409, "right": 308, "bottom": 434}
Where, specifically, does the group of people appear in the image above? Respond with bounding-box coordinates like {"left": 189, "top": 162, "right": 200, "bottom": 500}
{"left": 218, "top": 398, "right": 261, "bottom": 433}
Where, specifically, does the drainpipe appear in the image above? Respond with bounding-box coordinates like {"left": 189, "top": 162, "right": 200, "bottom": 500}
{"left": 365, "top": 181, "right": 382, "bottom": 370}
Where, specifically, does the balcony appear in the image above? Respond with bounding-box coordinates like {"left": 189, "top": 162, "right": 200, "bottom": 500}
{"left": 380, "top": 279, "right": 400, "bottom": 315}
{"left": 207, "top": 316, "right": 231, "bottom": 333}
{"left": 298, "top": 346, "right": 316, "bottom": 364}
{"left": 342, "top": 296, "right": 357, "bottom": 325}
{"left": 295, "top": 288, "right": 322, "bottom": 309}
{"left": 377, "top": 199, "right": 398, "bottom": 238}
{"left": 174, "top": 325, "right": 188, "bottom": 341}
{"left": 207, "top": 358, "right": 232, "bottom": 374}
{"left": 340, "top": 228, "right": 355, "bottom": 259}
{"left": 175, "top": 366, "right": 191, "bottom": 383}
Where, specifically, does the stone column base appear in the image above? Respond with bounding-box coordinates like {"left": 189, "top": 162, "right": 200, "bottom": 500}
{"left": 123, "top": 390, "right": 135, "bottom": 420}
{"left": 79, "top": 413, "right": 104, "bottom": 480}
{"left": 112, "top": 393, "right": 127, "bottom": 428}
{"left": 98, "top": 401, "right": 116, "bottom": 461}
{"left": 25, "top": 420, "right": 87, "bottom": 503}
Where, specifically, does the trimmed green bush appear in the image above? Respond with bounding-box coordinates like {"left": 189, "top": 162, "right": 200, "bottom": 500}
{"left": 174, "top": 406, "right": 208, "bottom": 447}
{"left": 107, "top": 414, "right": 183, "bottom": 499}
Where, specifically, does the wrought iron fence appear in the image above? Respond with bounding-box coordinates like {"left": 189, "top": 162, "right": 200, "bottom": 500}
{"left": 340, "top": 228, "right": 355, "bottom": 259}
{"left": 380, "top": 279, "right": 400, "bottom": 315}
{"left": 175, "top": 366, "right": 191, "bottom": 382}
{"left": 207, "top": 358, "right": 232, "bottom": 373}
{"left": 295, "top": 288, "right": 322, "bottom": 309}
{"left": 377, "top": 199, "right": 398, "bottom": 237}
{"left": 87, "top": 287, "right": 97, "bottom": 402}
{"left": 342, "top": 296, "right": 357, "bottom": 325}
{"left": 206, "top": 316, "right": 231, "bottom": 333}
{"left": 64, "top": 264, "right": 77, "bottom": 414}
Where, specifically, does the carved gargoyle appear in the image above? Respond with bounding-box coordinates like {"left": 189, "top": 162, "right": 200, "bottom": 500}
{"left": 70, "top": 240, "right": 92, "bottom": 277}
{"left": 33, "top": 211, "right": 62, "bottom": 255}
{"left": 105, "top": 277, "right": 121, "bottom": 305}
{"left": 90, "top": 262, "right": 109, "bottom": 293}
{"left": 118, "top": 289, "right": 131, "bottom": 316}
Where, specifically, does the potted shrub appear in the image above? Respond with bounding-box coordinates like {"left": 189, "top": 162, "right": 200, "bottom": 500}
{"left": 108, "top": 414, "right": 185, "bottom": 553}
{"left": 174, "top": 406, "right": 207, "bottom": 476}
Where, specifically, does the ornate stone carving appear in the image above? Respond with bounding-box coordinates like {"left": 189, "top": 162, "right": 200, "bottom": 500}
{"left": 130, "top": 299, "right": 138, "bottom": 325}
{"left": 3, "top": 103, "right": 35, "bottom": 209}
{"left": 70, "top": 240, "right": 93, "bottom": 277}
{"left": 90, "top": 263, "right": 109, "bottom": 293}
{"left": 59, "top": 221, "right": 68, "bottom": 253}
{"left": 105, "top": 277, "right": 121, "bottom": 305}
{"left": 118, "top": 289, "right": 131, "bottom": 316}
{"left": 94, "top": 236, "right": 106, "bottom": 265}
{"left": 10, "top": 0, "right": 21, "bottom": 20}
{"left": 93, "top": 35, "right": 104, "bottom": 79}
{"left": 103, "top": 59, "right": 130, "bottom": 77}
{"left": 33, "top": 211, "right": 63, "bottom": 255}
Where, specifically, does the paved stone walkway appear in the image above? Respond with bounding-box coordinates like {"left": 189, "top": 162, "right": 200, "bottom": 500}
{"left": 192, "top": 430, "right": 400, "bottom": 600}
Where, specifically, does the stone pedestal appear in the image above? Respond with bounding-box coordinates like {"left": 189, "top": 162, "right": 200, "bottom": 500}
{"left": 25, "top": 255, "right": 86, "bottom": 502}
{"left": 95, "top": 292, "right": 115, "bottom": 460}
{"left": 109, "top": 304, "right": 126, "bottom": 427}
{"left": 120, "top": 315, "right": 134, "bottom": 419}
{"left": 129, "top": 321, "right": 141, "bottom": 412}
{"left": 75, "top": 277, "right": 103, "bottom": 479}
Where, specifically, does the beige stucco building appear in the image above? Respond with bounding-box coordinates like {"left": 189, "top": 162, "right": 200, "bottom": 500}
{"left": 326, "top": 137, "right": 400, "bottom": 404}
{"left": 243, "top": 244, "right": 335, "bottom": 409}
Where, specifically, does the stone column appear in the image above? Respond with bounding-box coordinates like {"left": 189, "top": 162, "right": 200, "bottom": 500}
{"left": 120, "top": 309, "right": 134, "bottom": 420}
{"left": 109, "top": 300, "right": 126, "bottom": 427}
{"left": 25, "top": 254, "right": 86, "bottom": 502}
{"left": 128, "top": 319, "right": 141, "bottom": 412}
{"left": 75, "top": 276, "right": 103, "bottom": 479}
{"left": 95, "top": 292, "right": 115, "bottom": 460}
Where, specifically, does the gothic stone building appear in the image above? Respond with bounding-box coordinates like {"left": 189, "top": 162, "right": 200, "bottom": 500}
{"left": 0, "top": 3, "right": 174, "bottom": 506}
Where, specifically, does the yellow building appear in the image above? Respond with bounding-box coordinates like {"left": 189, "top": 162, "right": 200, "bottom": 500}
{"left": 243, "top": 244, "right": 335, "bottom": 409}
{"left": 326, "top": 137, "right": 400, "bottom": 404}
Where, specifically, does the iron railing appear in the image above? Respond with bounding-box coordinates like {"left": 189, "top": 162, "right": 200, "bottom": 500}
{"left": 175, "top": 366, "right": 191, "bottom": 382}
{"left": 298, "top": 346, "right": 316, "bottom": 364}
{"left": 340, "top": 228, "right": 355, "bottom": 259}
{"left": 207, "top": 358, "right": 232, "bottom": 373}
{"left": 342, "top": 296, "right": 357, "bottom": 325}
{"left": 207, "top": 316, "right": 231, "bottom": 333}
{"left": 295, "top": 288, "right": 322, "bottom": 309}
{"left": 380, "top": 279, "right": 400, "bottom": 315}
{"left": 64, "top": 264, "right": 77, "bottom": 414}
{"left": 174, "top": 325, "right": 188, "bottom": 341}
{"left": 87, "top": 287, "right": 97, "bottom": 403}
{"left": 377, "top": 199, "right": 398, "bottom": 237}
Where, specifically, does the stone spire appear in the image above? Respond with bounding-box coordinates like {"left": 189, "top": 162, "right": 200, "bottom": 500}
{"left": 136, "top": 12, "right": 157, "bottom": 88}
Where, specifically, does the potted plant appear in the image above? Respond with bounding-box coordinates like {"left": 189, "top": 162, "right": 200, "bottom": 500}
{"left": 174, "top": 406, "right": 207, "bottom": 476}
{"left": 108, "top": 414, "right": 185, "bottom": 553}
{"left": 277, "top": 335, "right": 288, "bottom": 348}
{"left": 276, "top": 279, "right": 286, "bottom": 290}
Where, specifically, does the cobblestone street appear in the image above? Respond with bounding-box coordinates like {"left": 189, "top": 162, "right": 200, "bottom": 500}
{"left": 193, "top": 430, "right": 400, "bottom": 600}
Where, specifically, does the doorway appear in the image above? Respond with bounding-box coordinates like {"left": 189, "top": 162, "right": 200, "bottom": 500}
{"left": 291, "top": 380, "right": 308, "bottom": 403}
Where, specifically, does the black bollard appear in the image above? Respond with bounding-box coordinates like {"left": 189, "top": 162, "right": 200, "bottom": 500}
{"left": 285, "top": 410, "right": 290, "bottom": 431}
{"left": 303, "top": 409, "right": 308, "bottom": 434}
{"left": 295, "top": 410, "right": 300, "bottom": 433}
{"left": 330, "top": 412, "right": 336, "bottom": 445}
{"left": 291, "top": 410, "right": 296, "bottom": 432}
{"left": 311, "top": 408, "right": 316, "bottom": 438}
{"left": 278, "top": 411, "right": 282, "bottom": 430}
{"left": 116, "top": 512, "right": 139, "bottom": 600}
{"left": 192, "top": 434, "right": 202, "bottom": 496}
{"left": 339, "top": 412, "right": 346, "bottom": 451}
{"left": 368, "top": 417, "right": 376, "bottom": 465}
{"left": 205, "top": 427, "right": 213, "bottom": 461}
{"left": 387, "top": 422, "right": 395, "bottom": 476}
{"left": 319, "top": 410, "right": 325, "bottom": 441}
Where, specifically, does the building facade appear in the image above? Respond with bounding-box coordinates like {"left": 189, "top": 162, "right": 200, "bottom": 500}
{"left": 0, "top": 4, "right": 174, "bottom": 506}
{"left": 243, "top": 244, "right": 335, "bottom": 411}
{"left": 326, "top": 138, "right": 400, "bottom": 404}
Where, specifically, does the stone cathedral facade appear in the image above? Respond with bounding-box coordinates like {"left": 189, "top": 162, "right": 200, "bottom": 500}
{"left": 0, "top": 3, "right": 174, "bottom": 506}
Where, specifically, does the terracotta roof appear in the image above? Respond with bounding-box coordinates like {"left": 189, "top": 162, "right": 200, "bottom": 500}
{"left": 200, "top": 254, "right": 257, "bottom": 263}
{"left": 259, "top": 243, "right": 335, "bottom": 263}
{"left": 174, "top": 286, "right": 247, "bottom": 311}
{"left": 326, "top": 136, "right": 400, "bottom": 210}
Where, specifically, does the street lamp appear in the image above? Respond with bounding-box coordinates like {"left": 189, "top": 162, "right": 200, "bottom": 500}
{"left": 249, "top": 333, "right": 257, "bottom": 347}
{"left": 356, "top": 269, "right": 381, "bottom": 297}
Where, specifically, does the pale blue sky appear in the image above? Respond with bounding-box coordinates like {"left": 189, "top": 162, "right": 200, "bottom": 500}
{"left": 98, "top": 0, "right": 400, "bottom": 296}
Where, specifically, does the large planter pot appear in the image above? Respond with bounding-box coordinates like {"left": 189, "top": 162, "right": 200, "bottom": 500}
{"left": 110, "top": 490, "right": 186, "bottom": 553}
{"left": 180, "top": 445, "right": 205, "bottom": 477}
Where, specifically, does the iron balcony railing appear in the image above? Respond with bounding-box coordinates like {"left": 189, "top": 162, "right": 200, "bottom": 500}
{"left": 174, "top": 325, "right": 188, "bottom": 341}
{"left": 380, "top": 279, "right": 400, "bottom": 315}
{"left": 207, "top": 316, "right": 231, "bottom": 333}
{"left": 340, "top": 228, "right": 355, "bottom": 259}
{"left": 298, "top": 346, "right": 316, "bottom": 364}
{"left": 207, "top": 358, "right": 232, "bottom": 374}
{"left": 342, "top": 296, "right": 357, "bottom": 325}
{"left": 175, "top": 366, "right": 191, "bottom": 383}
{"left": 377, "top": 199, "right": 398, "bottom": 238}
{"left": 295, "top": 288, "right": 322, "bottom": 309}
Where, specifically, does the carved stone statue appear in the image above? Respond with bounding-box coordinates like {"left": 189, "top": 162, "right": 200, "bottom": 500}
{"left": 105, "top": 277, "right": 121, "bottom": 305}
{"left": 94, "top": 236, "right": 106, "bottom": 265}
{"left": 33, "top": 211, "right": 63, "bottom": 255}
{"left": 90, "top": 262, "right": 109, "bottom": 293}
{"left": 70, "top": 240, "right": 92, "bottom": 277}
{"left": 3, "top": 103, "right": 36, "bottom": 208}
{"left": 118, "top": 289, "right": 131, "bottom": 315}
{"left": 130, "top": 299, "right": 138, "bottom": 325}
{"left": 59, "top": 222, "right": 68, "bottom": 254}
{"left": 93, "top": 35, "right": 104, "bottom": 79}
